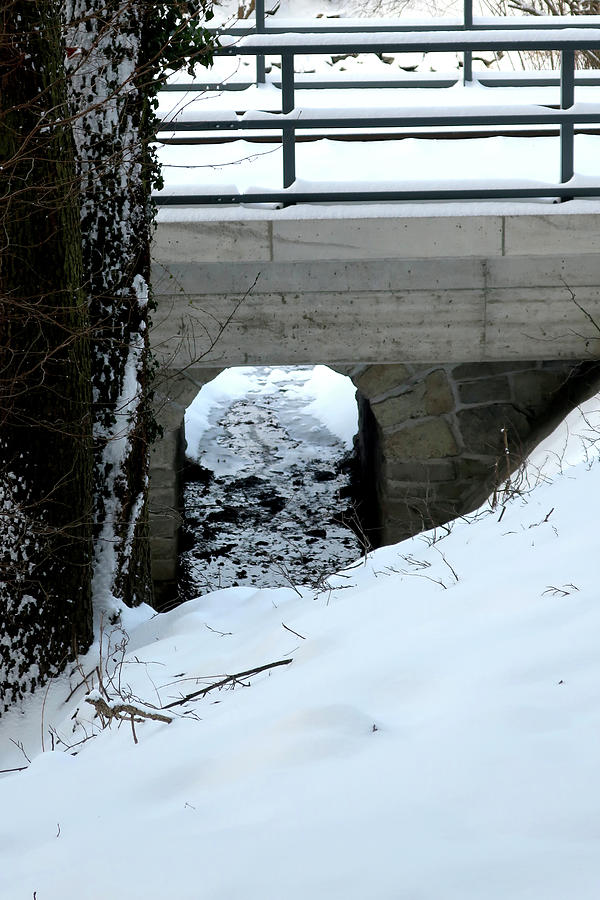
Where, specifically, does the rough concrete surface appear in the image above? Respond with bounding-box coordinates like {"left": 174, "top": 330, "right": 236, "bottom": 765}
{"left": 148, "top": 212, "right": 600, "bottom": 594}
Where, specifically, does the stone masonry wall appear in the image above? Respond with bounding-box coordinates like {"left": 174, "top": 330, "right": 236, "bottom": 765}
{"left": 149, "top": 360, "right": 600, "bottom": 602}
{"left": 347, "top": 360, "right": 600, "bottom": 547}
{"left": 149, "top": 368, "right": 222, "bottom": 609}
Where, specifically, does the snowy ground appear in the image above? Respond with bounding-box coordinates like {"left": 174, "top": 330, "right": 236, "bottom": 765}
{"left": 2, "top": 389, "right": 600, "bottom": 899}
{"left": 4, "top": 5, "right": 600, "bottom": 896}
{"left": 180, "top": 366, "right": 361, "bottom": 597}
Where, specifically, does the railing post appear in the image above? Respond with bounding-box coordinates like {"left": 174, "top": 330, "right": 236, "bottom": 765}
{"left": 463, "top": 0, "right": 473, "bottom": 85}
{"left": 560, "top": 48, "right": 575, "bottom": 190}
{"left": 281, "top": 52, "right": 296, "bottom": 189}
{"left": 256, "top": 0, "right": 266, "bottom": 85}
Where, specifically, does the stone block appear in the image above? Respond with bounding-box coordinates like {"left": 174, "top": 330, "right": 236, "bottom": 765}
{"left": 353, "top": 365, "right": 411, "bottom": 400}
{"left": 153, "top": 580, "right": 177, "bottom": 611}
{"left": 150, "top": 438, "right": 182, "bottom": 471}
{"left": 510, "top": 369, "right": 569, "bottom": 411}
{"left": 149, "top": 515, "right": 181, "bottom": 540}
{"left": 150, "top": 537, "right": 179, "bottom": 559}
{"left": 456, "top": 404, "right": 529, "bottom": 456}
{"left": 148, "top": 489, "right": 180, "bottom": 514}
{"left": 382, "top": 498, "right": 448, "bottom": 533}
{"left": 383, "top": 459, "right": 457, "bottom": 484}
{"left": 424, "top": 369, "right": 454, "bottom": 415}
{"left": 454, "top": 456, "right": 496, "bottom": 480}
{"left": 374, "top": 385, "right": 427, "bottom": 427}
{"left": 385, "top": 418, "right": 459, "bottom": 460}
{"left": 156, "top": 369, "right": 221, "bottom": 407}
{"left": 385, "top": 482, "right": 440, "bottom": 502}
{"left": 451, "top": 361, "right": 534, "bottom": 380}
{"left": 458, "top": 376, "right": 511, "bottom": 405}
{"left": 151, "top": 557, "right": 178, "bottom": 583}
{"left": 373, "top": 370, "right": 453, "bottom": 427}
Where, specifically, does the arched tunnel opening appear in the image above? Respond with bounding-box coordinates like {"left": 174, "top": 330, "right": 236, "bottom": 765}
{"left": 176, "top": 365, "right": 367, "bottom": 604}
{"left": 149, "top": 358, "right": 600, "bottom": 611}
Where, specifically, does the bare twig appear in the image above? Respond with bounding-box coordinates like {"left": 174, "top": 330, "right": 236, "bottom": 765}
{"left": 162, "top": 658, "right": 293, "bottom": 711}
{"left": 281, "top": 622, "right": 306, "bottom": 640}
{"left": 64, "top": 667, "right": 96, "bottom": 704}
{"left": 204, "top": 623, "right": 233, "bottom": 637}
{"left": 9, "top": 738, "right": 31, "bottom": 764}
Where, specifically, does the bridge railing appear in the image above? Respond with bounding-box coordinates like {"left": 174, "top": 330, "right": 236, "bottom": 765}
{"left": 160, "top": 2, "right": 600, "bottom": 90}
{"left": 156, "top": 20, "right": 600, "bottom": 206}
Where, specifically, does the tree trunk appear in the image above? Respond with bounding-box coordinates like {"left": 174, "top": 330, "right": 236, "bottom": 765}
{"left": 0, "top": 1, "right": 94, "bottom": 711}
{"left": 64, "top": 0, "right": 216, "bottom": 614}
{"left": 66, "top": 0, "right": 153, "bottom": 612}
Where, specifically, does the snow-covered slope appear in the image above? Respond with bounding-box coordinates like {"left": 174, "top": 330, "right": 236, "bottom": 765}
{"left": 2, "top": 395, "right": 600, "bottom": 899}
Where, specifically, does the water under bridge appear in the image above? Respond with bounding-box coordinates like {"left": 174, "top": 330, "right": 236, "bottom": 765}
{"left": 148, "top": 9, "right": 600, "bottom": 604}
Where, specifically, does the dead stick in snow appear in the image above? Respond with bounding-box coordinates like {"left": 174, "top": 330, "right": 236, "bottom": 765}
{"left": 162, "top": 658, "right": 293, "bottom": 711}
{"left": 282, "top": 622, "right": 306, "bottom": 640}
{"left": 85, "top": 696, "right": 173, "bottom": 725}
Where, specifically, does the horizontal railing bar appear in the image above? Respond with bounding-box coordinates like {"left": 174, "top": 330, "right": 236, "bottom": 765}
{"left": 157, "top": 128, "right": 600, "bottom": 145}
{"left": 158, "top": 111, "right": 600, "bottom": 131}
{"left": 211, "top": 16, "right": 600, "bottom": 35}
{"left": 215, "top": 30, "right": 600, "bottom": 54}
{"left": 478, "top": 75, "right": 600, "bottom": 87}
{"left": 160, "top": 75, "right": 600, "bottom": 92}
{"left": 214, "top": 24, "right": 600, "bottom": 34}
{"left": 160, "top": 79, "right": 456, "bottom": 91}
{"left": 155, "top": 185, "right": 600, "bottom": 205}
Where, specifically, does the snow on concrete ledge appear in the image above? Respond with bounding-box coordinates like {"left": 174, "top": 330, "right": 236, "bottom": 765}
{"left": 156, "top": 198, "right": 600, "bottom": 223}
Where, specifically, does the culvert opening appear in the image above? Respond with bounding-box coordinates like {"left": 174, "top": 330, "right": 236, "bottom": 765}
{"left": 178, "top": 365, "right": 365, "bottom": 600}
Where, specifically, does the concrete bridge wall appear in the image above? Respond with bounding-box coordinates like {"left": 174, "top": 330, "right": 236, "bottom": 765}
{"left": 149, "top": 210, "right": 600, "bottom": 604}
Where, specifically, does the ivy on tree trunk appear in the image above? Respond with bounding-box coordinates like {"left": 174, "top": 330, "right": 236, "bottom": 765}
{"left": 0, "top": 0, "right": 94, "bottom": 711}
{"left": 66, "top": 0, "right": 154, "bottom": 612}
{"left": 65, "top": 0, "right": 215, "bottom": 614}
{"left": 0, "top": 0, "right": 215, "bottom": 714}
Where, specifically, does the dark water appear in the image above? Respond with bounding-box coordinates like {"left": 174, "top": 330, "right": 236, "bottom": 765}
{"left": 180, "top": 367, "right": 363, "bottom": 597}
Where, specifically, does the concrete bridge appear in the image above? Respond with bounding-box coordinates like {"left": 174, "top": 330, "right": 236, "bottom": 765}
{"left": 149, "top": 206, "right": 600, "bottom": 605}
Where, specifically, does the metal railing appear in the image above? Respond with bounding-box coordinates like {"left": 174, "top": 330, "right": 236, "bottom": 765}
{"left": 156, "top": 13, "right": 600, "bottom": 206}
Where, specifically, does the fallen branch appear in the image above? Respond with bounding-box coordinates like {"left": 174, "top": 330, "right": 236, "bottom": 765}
{"left": 162, "top": 658, "right": 293, "bottom": 711}
{"left": 85, "top": 692, "right": 173, "bottom": 743}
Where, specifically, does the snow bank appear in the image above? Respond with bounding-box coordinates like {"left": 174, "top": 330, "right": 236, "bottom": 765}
{"left": 297, "top": 364, "right": 358, "bottom": 448}
{"left": 2, "top": 391, "right": 600, "bottom": 898}
{"left": 184, "top": 367, "right": 262, "bottom": 459}
{"left": 185, "top": 365, "right": 357, "bottom": 459}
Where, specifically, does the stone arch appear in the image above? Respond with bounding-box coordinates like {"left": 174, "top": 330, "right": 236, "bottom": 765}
{"left": 148, "top": 359, "right": 600, "bottom": 606}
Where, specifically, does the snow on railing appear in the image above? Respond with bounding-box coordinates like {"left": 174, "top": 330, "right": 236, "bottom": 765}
{"left": 156, "top": 17, "right": 600, "bottom": 206}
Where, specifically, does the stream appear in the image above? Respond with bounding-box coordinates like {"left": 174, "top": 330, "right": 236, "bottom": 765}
{"left": 180, "top": 366, "right": 363, "bottom": 598}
